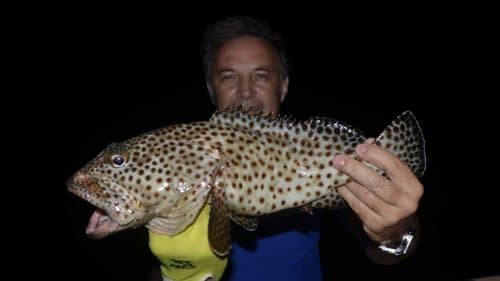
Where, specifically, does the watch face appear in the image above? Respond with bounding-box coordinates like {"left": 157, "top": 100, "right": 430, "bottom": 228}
{"left": 378, "top": 232, "right": 414, "bottom": 256}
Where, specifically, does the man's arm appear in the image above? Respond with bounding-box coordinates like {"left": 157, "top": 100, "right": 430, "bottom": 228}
{"left": 333, "top": 138, "right": 424, "bottom": 264}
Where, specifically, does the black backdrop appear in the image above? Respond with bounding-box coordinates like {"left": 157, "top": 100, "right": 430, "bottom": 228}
{"left": 36, "top": 7, "right": 498, "bottom": 281}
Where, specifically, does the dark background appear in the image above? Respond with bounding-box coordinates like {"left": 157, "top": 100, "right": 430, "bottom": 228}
{"left": 33, "top": 6, "right": 497, "bottom": 281}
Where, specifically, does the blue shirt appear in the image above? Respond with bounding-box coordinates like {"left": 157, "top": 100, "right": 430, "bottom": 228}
{"left": 221, "top": 212, "right": 322, "bottom": 281}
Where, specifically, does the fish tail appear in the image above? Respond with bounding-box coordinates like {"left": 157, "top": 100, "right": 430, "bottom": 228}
{"left": 375, "top": 111, "right": 426, "bottom": 177}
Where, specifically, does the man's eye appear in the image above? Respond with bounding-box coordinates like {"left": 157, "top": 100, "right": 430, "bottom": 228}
{"left": 221, "top": 74, "right": 235, "bottom": 81}
{"left": 255, "top": 72, "right": 269, "bottom": 80}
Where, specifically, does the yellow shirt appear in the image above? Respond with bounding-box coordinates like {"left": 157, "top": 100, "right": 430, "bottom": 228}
{"left": 149, "top": 204, "right": 228, "bottom": 281}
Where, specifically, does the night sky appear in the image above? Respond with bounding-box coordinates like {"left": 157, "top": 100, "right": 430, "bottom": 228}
{"left": 36, "top": 8, "right": 497, "bottom": 281}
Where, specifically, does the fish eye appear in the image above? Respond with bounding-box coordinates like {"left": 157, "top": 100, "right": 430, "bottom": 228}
{"left": 111, "top": 154, "right": 126, "bottom": 167}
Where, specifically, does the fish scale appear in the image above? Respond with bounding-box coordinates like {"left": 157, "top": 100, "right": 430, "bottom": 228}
{"left": 213, "top": 112, "right": 365, "bottom": 216}
{"left": 67, "top": 107, "right": 426, "bottom": 257}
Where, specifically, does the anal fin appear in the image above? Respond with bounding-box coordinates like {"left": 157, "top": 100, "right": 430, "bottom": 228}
{"left": 300, "top": 204, "right": 314, "bottom": 215}
{"left": 229, "top": 212, "right": 258, "bottom": 231}
{"left": 310, "top": 188, "right": 347, "bottom": 210}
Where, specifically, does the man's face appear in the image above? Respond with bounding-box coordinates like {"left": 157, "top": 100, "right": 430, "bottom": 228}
{"left": 209, "top": 36, "right": 289, "bottom": 116}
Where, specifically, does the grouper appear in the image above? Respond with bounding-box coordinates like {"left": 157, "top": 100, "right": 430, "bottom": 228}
{"left": 66, "top": 107, "right": 426, "bottom": 257}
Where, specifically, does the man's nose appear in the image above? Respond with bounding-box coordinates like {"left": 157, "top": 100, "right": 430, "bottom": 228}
{"left": 238, "top": 78, "right": 255, "bottom": 99}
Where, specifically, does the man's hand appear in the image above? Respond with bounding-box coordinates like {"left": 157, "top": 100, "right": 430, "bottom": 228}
{"left": 333, "top": 138, "right": 423, "bottom": 244}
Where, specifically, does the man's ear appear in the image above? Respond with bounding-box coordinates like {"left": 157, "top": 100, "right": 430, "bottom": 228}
{"left": 280, "top": 77, "right": 289, "bottom": 102}
{"left": 207, "top": 82, "right": 216, "bottom": 105}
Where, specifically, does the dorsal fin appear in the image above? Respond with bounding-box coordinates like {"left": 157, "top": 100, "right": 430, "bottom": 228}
{"left": 209, "top": 106, "right": 366, "bottom": 143}
{"left": 209, "top": 105, "right": 298, "bottom": 135}
{"left": 304, "top": 117, "right": 366, "bottom": 140}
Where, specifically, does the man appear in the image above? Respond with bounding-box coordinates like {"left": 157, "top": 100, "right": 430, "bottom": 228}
{"left": 149, "top": 15, "right": 423, "bottom": 281}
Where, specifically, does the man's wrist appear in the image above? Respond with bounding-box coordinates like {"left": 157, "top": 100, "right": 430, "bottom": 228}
{"left": 365, "top": 217, "right": 420, "bottom": 264}
{"left": 377, "top": 216, "right": 419, "bottom": 256}
{"left": 377, "top": 229, "right": 415, "bottom": 256}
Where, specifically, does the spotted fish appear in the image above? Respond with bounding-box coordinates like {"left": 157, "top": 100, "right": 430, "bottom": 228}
{"left": 66, "top": 107, "right": 426, "bottom": 256}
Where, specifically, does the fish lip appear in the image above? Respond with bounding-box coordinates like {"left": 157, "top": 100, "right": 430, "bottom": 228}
{"left": 66, "top": 173, "right": 136, "bottom": 228}
{"left": 67, "top": 180, "right": 133, "bottom": 239}
{"left": 66, "top": 180, "right": 109, "bottom": 215}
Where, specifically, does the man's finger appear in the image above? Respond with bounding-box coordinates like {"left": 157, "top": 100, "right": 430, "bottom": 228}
{"left": 342, "top": 181, "right": 401, "bottom": 218}
{"left": 334, "top": 154, "right": 401, "bottom": 206}
{"left": 337, "top": 185, "right": 383, "bottom": 232}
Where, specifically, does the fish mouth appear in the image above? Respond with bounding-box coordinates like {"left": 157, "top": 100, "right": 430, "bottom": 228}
{"left": 66, "top": 173, "right": 132, "bottom": 239}
{"left": 85, "top": 208, "right": 120, "bottom": 239}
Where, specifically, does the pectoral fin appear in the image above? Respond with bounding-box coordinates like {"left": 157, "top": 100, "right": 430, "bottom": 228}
{"left": 208, "top": 181, "right": 231, "bottom": 257}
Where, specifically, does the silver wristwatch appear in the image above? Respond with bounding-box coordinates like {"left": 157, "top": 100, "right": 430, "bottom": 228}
{"left": 377, "top": 230, "right": 415, "bottom": 256}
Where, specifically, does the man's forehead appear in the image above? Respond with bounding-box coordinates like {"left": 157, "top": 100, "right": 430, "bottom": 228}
{"left": 214, "top": 36, "right": 280, "bottom": 70}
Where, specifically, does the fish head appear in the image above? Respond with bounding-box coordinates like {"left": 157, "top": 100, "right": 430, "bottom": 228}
{"left": 66, "top": 138, "right": 164, "bottom": 239}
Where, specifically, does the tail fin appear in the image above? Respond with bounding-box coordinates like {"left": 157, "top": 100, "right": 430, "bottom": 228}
{"left": 376, "top": 111, "right": 426, "bottom": 178}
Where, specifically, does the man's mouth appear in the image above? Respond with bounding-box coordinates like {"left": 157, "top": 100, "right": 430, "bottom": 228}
{"left": 233, "top": 103, "right": 265, "bottom": 115}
